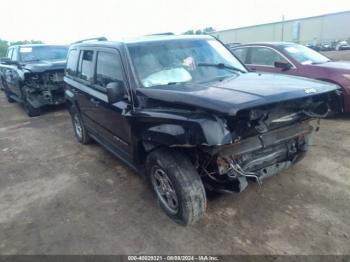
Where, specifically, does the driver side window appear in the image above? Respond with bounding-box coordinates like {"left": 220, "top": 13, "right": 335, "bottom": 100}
{"left": 250, "top": 47, "right": 287, "bottom": 66}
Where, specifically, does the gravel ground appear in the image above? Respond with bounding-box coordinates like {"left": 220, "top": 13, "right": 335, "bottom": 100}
{"left": 0, "top": 91, "right": 350, "bottom": 255}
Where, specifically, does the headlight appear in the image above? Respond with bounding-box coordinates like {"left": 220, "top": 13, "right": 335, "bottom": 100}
{"left": 343, "top": 74, "right": 350, "bottom": 81}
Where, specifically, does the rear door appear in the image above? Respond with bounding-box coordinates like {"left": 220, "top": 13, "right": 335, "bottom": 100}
{"left": 65, "top": 48, "right": 101, "bottom": 134}
{"left": 5, "top": 47, "right": 21, "bottom": 97}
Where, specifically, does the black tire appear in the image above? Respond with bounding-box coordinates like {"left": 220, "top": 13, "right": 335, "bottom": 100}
{"left": 69, "top": 105, "right": 92, "bottom": 144}
{"left": 3, "top": 83, "right": 15, "bottom": 103}
{"left": 23, "top": 98, "right": 41, "bottom": 117}
{"left": 146, "top": 148, "right": 207, "bottom": 225}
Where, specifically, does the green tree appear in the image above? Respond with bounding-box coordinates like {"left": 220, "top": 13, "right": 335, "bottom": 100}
{"left": 0, "top": 39, "right": 9, "bottom": 57}
{"left": 203, "top": 27, "right": 215, "bottom": 34}
{"left": 183, "top": 30, "right": 195, "bottom": 35}
{"left": 10, "top": 40, "right": 44, "bottom": 46}
{"left": 183, "top": 27, "right": 216, "bottom": 35}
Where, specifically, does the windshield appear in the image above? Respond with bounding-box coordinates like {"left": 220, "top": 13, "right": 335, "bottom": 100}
{"left": 127, "top": 39, "right": 247, "bottom": 87}
{"left": 19, "top": 46, "right": 68, "bottom": 62}
{"left": 283, "top": 44, "right": 330, "bottom": 65}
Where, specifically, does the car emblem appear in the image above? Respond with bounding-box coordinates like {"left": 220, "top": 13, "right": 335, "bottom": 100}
{"left": 304, "top": 88, "right": 317, "bottom": 94}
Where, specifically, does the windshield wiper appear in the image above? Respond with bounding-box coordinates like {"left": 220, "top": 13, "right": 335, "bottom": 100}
{"left": 197, "top": 63, "right": 246, "bottom": 73}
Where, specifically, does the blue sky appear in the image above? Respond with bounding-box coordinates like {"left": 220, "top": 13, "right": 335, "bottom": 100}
{"left": 1, "top": 0, "right": 350, "bottom": 44}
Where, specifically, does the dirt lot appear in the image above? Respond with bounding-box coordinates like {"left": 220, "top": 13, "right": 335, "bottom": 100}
{"left": 0, "top": 92, "right": 350, "bottom": 255}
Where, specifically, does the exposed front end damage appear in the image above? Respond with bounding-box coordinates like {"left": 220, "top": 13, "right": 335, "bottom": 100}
{"left": 199, "top": 120, "right": 313, "bottom": 193}
{"left": 23, "top": 70, "right": 65, "bottom": 108}
{"left": 192, "top": 95, "right": 330, "bottom": 193}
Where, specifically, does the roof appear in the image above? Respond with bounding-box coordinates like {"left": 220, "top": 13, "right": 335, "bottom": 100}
{"left": 9, "top": 44, "right": 68, "bottom": 48}
{"left": 233, "top": 42, "right": 297, "bottom": 47}
{"left": 70, "top": 34, "right": 214, "bottom": 48}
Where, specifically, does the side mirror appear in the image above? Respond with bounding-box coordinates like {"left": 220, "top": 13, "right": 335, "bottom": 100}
{"left": 274, "top": 61, "right": 292, "bottom": 71}
{"left": 106, "top": 81, "right": 125, "bottom": 104}
{"left": 0, "top": 58, "right": 21, "bottom": 68}
{"left": 0, "top": 57, "right": 11, "bottom": 64}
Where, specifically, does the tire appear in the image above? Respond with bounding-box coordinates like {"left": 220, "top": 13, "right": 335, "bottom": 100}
{"left": 146, "top": 148, "right": 207, "bottom": 225}
{"left": 69, "top": 105, "right": 92, "bottom": 144}
{"left": 3, "top": 83, "right": 15, "bottom": 103}
{"left": 23, "top": 97, "right": 41, "bottom": 117}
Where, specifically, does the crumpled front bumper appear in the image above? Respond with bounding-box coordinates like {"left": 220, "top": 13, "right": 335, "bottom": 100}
{"left": 205, "top": 120, "right": 315, "bottom": 193}
{"left": 26, "top": 83, "right": 65, "bottom": 108}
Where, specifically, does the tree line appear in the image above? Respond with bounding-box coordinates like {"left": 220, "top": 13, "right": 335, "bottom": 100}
{"left": 0, "top": 27, "right": 216, "bottom": 57}
{"left": 0, "top": 39, "right": 44, "bottom": 57}
{"left": 183, "top": 27, "right": 215, "bottom": 35}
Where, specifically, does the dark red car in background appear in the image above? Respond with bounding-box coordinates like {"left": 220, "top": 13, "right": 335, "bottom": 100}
{"left": 231, "top": 42, "right": 350, "bottom": 112}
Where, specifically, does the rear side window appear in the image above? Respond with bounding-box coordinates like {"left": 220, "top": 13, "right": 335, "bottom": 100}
{"left": 66, "top": 49, "right": 79, "bottom": 77}
{"left": 96, "top": 51, "right": 124, "bottom": 88}
{"left": 78, "top": 50, "right": 94, "bottom": 82}
{"left": 6, "top": 48, "right": 13, "bottom": 60}
{"left": 250, "top": 47, "right": 287, "bottom": 66}
{"left": 12, "top": 48, "right": 19, "bottom": 61}
{"left": 232, "top": 48, "right": 248, "bottom": 63}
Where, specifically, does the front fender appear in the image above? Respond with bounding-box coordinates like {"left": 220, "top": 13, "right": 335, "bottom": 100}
{"left": 133, "top": 110, "right": 232, "bottom": 147}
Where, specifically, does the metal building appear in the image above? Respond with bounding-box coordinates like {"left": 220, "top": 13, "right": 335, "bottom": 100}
{"left": 212, "top": 10, "right": 350, "bottom": 45}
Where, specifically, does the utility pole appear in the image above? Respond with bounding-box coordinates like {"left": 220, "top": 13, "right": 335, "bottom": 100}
{"left": 281, "top": 15, "right": 285, "bottom": 41}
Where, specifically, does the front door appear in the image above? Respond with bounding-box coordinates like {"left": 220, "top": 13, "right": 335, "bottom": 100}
{"left": 246, "top": 46, "right": 297, "bottom": 75}
{"left": 90, "top": 48, "right": 133, "bottom": 158}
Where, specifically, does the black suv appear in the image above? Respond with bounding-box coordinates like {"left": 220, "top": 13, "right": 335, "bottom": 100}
{"left": 0, "top": 44, "right": 68, "bottom": 116}
{"left": 64, "top": 35, "right": 339, "bottom": 225}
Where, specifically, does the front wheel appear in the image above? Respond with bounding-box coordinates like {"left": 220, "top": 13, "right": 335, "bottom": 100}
{"left": 3, "top": 83, "right": 15, "bottom": 103}
{"left": 23, "top": 98, "right": 41, "bottom": 117}
{"left": 146, "top": 148, "right": 207, "bottom": 225}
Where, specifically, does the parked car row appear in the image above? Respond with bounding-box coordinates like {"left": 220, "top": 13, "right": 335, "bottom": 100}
{"left": 305, "top": 40, "right": 350, "bottom": 52}
{"left": 0, "top": 35, "right": 342, "bottom": 225}
{"left": 230, "top": 42, "right": 350, "bottom": 112}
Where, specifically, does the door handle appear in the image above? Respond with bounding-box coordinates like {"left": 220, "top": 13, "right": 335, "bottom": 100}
{"left": 90, "top": 97, "right": 100, "bottom": 106}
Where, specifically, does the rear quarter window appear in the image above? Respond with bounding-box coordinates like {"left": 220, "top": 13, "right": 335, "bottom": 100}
{"left": 77, "top": 50, "right": 94, "bottom": 82}
{"left": 66, "top": 49, "right": 79, "bottom": 77}
{"left": 232, "top": 48, "right": 248, "bottom": 63}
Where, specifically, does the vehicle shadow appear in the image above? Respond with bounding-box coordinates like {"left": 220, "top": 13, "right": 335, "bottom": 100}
{"left": 39, "top": 103, "right": 68, "bottom": 116}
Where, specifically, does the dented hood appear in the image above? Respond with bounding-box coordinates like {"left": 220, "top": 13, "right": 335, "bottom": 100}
{"left": 137, "top": 72, "right": 339, "bottom": 116}
{"left": 23, "top": 59, "right": 66, "bottom": 73}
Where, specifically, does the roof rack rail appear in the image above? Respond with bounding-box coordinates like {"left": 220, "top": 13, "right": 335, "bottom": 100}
{"left": 73, "top": 37, "right": 108, "bottom": 44}
{"left": 146, "top": 32, "right": 174, "bottom": 36}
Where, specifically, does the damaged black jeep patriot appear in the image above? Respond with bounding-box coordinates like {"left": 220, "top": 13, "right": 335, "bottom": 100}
{"left": 0, "top": 44, "right": 68, "bottom": 116}
{"left": 64, "top": 35, "right": 339, "bottom": 225}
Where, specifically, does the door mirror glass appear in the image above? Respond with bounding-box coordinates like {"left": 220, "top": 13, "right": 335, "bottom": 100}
{"left": 274, "top": 61, "right": 292, "bottom": 71}
{"left": 0, "top": 57, "right": 20, "bottom": 67}
{"left": 106, "top": 81, "right": 125, "bottom": 104}
{"left": 0, "top": 57, "right": 11, "bottom": 64}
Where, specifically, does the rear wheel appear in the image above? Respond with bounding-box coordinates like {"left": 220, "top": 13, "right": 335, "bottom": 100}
{"left": 69, "top": 105, "right": 92, "bottom": 144}
{"left": 146, "top": 148, "right": 207, "bottom": 225}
